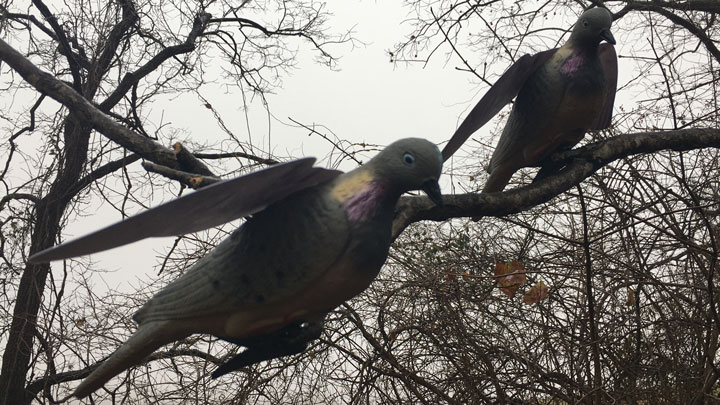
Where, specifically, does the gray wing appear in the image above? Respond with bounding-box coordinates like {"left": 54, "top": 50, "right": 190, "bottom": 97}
{"left": 590, "top": 43, "right": 618, "bottom": 130}
{"left": 487, "top": 58, "right": 567, "bottom": 173}
{"left": 133, "top": 182, "right": 349, "bottom": 322}
{"left": 441, "top": 49, "right": 557, "bottom": 161}
{"left": 29, "top": 158, "right": 342, "bottom": 263}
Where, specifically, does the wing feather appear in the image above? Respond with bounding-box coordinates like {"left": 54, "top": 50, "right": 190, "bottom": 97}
{"left": 441, "top": 49, "right": 557, "bottom": 161}
{"left": 590, "top": 43, "right": 618, "bottom": 130}
{"left": 133, "top": 182, "right": 349, "bottom": 322}
{"left": 29, "top": 159, "right": 342, "bottom": 263}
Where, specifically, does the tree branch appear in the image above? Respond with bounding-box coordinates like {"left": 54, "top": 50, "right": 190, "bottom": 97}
{"left": 99, "top": 12, "right": 211, "bottom": 111}
{"left": 618, "top": 0, "right": 720, "bottom": 15}
{"left": 85, "top": 0, "right": 139, "bottom": 95}
{"left": 0, "top": 194, "right": 40, "bottom": 211}
{"left": 29, "top": 0, "right": 83, "bottom": 89}
{"left": 615, "top": 2, "right": 720, "bottom": 63}
{"left": 142, "top": 162, "right": 220, "bottom": 189}
{"left": 67, "top": 154, "right": 142, "bottom": 196}
{"left": 25, "top": 348, "right": 222, "bottom": 400}
{"left": 392, "top": 127, "right": 720, "bottom": 237}
{"left": 0, "top": 9, "right": 58, "bottom": 47}
{"left": 173, "top": 142, "right": 215, "bottom": 177}
{"left": 193, "top": 152, "right": 278, "bottom": 166}
{"left": 0, "top": 38, "right": 180, "bottom": 169}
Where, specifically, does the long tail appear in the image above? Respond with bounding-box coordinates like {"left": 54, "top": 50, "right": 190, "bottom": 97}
{"left": 74, "top": 321, "right": 186, "bottom": 398}
{"left": 482, "top": 164, "right": 516, "bottom": 193}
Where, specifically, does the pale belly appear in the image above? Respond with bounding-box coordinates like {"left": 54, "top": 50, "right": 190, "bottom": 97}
{"left": 201, "top": 253, "right": 379, "bottom": 338}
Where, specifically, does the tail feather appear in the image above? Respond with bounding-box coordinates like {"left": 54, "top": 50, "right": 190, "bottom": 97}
{"left": 482, "top": 164, "right": 516, "bottom": 193}
{"left": 74, "top": 321, "right": 186, "bottom": 398}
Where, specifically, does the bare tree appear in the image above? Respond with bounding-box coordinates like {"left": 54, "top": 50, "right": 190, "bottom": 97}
{"left": 327, "top": 0, "right": 720, "bottom": 403}
{"left": 1, "top": 0, "right": 720, "bottom": 403}
{"left": 0, "top": 0, "right": 355, "bottom": 403}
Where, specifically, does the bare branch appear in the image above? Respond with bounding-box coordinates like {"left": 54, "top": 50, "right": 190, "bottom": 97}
{"left": 393, "top": 127, "right": 720, "bottom": 236}
{"left": 99, "top": 13, "right": 212, "bottom": 111}
{"left": 142, "top": 161, "right": 220, "bottom": 189}
{"left": 0, "top": 38, "right": 179, "bottom": 169}
{"left": 28, "top": 0, "right": 83, "bottom": 89}
{"left": 0, "top": 194, "right": 40, "bottom": 211}
{"left": 615, "top": 2, "right": 720, "bottom": 63}
{"left": 193, "top": 152, "right": 279, "bottom": 166}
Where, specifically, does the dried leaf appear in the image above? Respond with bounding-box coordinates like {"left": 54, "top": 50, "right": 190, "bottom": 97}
{"left": 626, "top": 288, "right": 635, "bottom": 307}
{"left": 523, "top": 281, "right": 549, "bottom": 305}
{"left": 494, "top": 260, "right": 526, "bottom": 298}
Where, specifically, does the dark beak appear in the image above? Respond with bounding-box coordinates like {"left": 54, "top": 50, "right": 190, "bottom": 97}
{"left": 422, "top": 180, "right": 443, "bottom": 207}
{"left": 600, "top": 29, "right": 616, "bottom": 45}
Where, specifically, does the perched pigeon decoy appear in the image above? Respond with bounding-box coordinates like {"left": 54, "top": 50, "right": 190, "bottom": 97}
{"left": 30, "top": 138, "right": 444, "bottom": 398}
{"left": 441, "top": 7, "right": 618, "bottom": 192}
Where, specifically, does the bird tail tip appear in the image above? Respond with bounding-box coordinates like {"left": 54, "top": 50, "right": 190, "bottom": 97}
{"left": 73, "top": 321, "right": 182, "bottom": 398}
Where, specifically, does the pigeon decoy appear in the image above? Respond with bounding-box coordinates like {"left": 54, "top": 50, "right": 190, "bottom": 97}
{"left": 441, "top": 7, "right": 618, "bottom": 192}
{"left": 30, "top": 138, "right": 444, "bottom": 397}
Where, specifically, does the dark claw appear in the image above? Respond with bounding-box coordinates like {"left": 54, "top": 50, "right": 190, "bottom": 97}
{"left": 532, "top": 163, "right": 560, "bottom": 184}
{"left": 532, "top": 145, "right": 575, "bottom": 184}
{"left": 212, "top": 321, "right": 324, "bottom": 379}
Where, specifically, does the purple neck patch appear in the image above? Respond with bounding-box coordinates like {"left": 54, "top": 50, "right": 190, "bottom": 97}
{"left": 343, "top": 181, "right": 394, "bottom": 223}
{"left": 561, "top": 52, "right": 586, "bottom": 75}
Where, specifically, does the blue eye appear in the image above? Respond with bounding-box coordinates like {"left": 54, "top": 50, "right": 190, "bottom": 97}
{"left": 403, "top": 153, "right": 415, "bottom": 166}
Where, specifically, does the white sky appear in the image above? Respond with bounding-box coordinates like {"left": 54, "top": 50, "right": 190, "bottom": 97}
{"left": 64, "top": 1, "right": 480, "bottom": 291}
{"left": 160, "top": 2, "right": 478, "bottom": 165}
{"left": 27, "top": 1, "right": 636, "bottom": 293}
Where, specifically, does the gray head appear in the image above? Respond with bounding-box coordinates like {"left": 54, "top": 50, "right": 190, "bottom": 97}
{"left": 368, "top": 138, "right": 443, "bottom": 205}
{"left": 570, "top": 7, "right": 616, "bottom": 46}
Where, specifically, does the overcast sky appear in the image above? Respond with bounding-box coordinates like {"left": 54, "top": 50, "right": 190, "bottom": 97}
{"left": 52, "top": 1, "right": 634, "bottom": 292}
{"left": 156, "top": 2, "right": 478, "bottom": 165}
{"left": 66, "top": 1, "right": 482, "bottom": 291}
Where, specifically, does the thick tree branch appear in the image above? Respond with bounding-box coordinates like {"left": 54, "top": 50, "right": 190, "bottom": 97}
{"left": 99, "top": 12, "right": 211, "bottom": 111}
{"left": 0, "top": 38, "right": 180, "bottom": 169}
{"left": 29, "top": 0, "right": 83, "bottom": 89}
{"left": 173, "top": 142, "right": 215, "bottom": 177}
{"left": 392, "top": 127, "right": 720, "bottom": 237}
{"left": 85, "top": 0, "right": 138, "bottom": 97}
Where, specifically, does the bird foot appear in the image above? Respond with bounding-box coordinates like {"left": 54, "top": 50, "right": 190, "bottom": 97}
{"left": 211, "top": 320, "right": 324, "bottom": 378}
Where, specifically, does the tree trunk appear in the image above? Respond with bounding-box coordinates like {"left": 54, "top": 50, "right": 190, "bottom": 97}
{"left": 0, "top": 116, "right": 90, "bottom": 404}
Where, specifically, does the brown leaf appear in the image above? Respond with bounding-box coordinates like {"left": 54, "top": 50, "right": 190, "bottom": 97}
{"left": 626, "top": 288, "right": 635, "bottom": 307}
{"left": 494, "top": 260, "right": 526, "bottom": 298}
{"left": 523, "top": 281, "right": 549, "bottom": 305}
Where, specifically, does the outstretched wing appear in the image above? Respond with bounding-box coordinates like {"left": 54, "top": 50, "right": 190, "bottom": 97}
{"left": 590, "top": 43, "right": 618, "bottom": 130}
{"left": 441, "top": 49, "right": 556, "bottom": 161}
{"left": 132, "top": 180, "right": 350, "bottom": 325}
{"left": 29, "top": 158, "right": 342, "bottom": 263}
